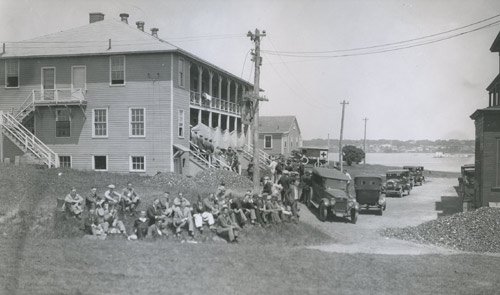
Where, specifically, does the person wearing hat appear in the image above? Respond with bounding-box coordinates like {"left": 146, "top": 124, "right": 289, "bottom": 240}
{"left": 104, "top": 184, "right": 122, "bottom": 210}
{"left": 102, "top": 203, "right": 127, "bottom": 236}
{"left": 216, "top": 205, "right": 240, "bottom": 243}
{"left": 288, "top": 179, "right": 300, "bottom": 222}
{"left": 173, "top": 199, "right": 195, "bottom": 239}
{"left": 133, "top": 211, "right": 150, "bottom": 240}
{"left": 64, "top": 187, "right": 84, "bottom": 218}
{"left": 242, "top": 190, "right": 257, "bottom": 225}
{"left": 255, "top": 193, "right": 269, "bottom": 226}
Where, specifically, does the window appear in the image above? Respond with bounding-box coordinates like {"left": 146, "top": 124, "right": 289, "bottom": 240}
{"left": 178, "top": 109, "right": 185, "bottom": 138}
{"left": 93, "top": 156, "right": 107, "bottom": 171}
{"left": 130, "top": 108, "right": 145, "bottom": 137}
{"left": 130, "top": 156, "right": 146, "bottom": 172}
{"left": 55, "top": 109, "right": 70, "bottom": 138}
{"left": 93, "top": 109, "right": 108, "bottom": 137}
{"left": 59, "top": 156, "right": 71, "bottom": 168}
{"left": 264, "top": 135, "right": 272, "bottom": 149}
{"left": 110, "top": 56, "right": 125, "bottom": 85}
{"left": 5, "top": 60, "right": 19, "bottom": 88}
{"left": 178, "top": 58, "right": 185, "bottom": 87}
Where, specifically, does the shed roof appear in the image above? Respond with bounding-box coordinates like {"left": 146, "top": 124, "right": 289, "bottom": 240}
{"left": 258, "top": 116, "right": 299, "bottom": 134}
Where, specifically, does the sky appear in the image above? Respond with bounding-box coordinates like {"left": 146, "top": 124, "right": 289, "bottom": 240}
{"left": 1, "top": 0, "right": 500, "bottom": 141}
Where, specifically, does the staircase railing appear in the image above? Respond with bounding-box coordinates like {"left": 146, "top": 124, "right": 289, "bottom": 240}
{"left": 243, "top": 144, "right": 270, "bottom": 168}
{"left": 14, "top": 90, "right": 35, "bottom": 121}
{"left": 0, "top": 112, "right": 60, "bottom": 168}
{"left": 189, "top": 140, "right": 231, "bottom": 170}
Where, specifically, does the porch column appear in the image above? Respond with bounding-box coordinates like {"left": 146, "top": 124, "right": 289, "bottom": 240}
{"left": 235, "top": 83, "right": 239, "bottom": 105}
{"left": 489, "top": 92, "right": 492, "bottom": 107}
{"left": 227, "top": 115, "right": 231, "bottom": 131}
{"left": 197, "top": 65, "right": 203, "bottom": 93}
{"left": 208, "top": 71, "right": 214, "bottom": 96}
{"left": 208, "top": 111, "right": 212, "bottom": 128}
{"left": 218, "top": 75, "right": 223, "bottom": 99}
{"left": 198, "top": 109, "right": 202, "bottom": 126}
{"left": 227, "top": 79, "right": 232, "bottom": 103}
{"left": 217, "top": 113, "right": 221, "bottom": 128}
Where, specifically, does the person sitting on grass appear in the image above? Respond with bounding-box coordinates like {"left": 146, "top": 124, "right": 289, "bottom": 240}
{"left": 173, "top": 199, "right": 195, "bottom": 239}
{"left": 255, "top": 193, "right": 269, "bottom": 226}
{"left": 132, "top": 211, "right": 150, "bottom": 240}
{"left": 265, "top": 194, "right": 282, "bottom": 225}
{"left": 203, "top": 193, "right": 220, "bottom": 219}
{"left": 122, "top": 182, "right": 141, "bottom": 215}
{"left": 241, "top": 190, "right": 257, "bottom": 225}
{"left": 103, "top": 203, "right": 127, "bottom": 236}
{"left": 157, "top": 192, "right": 174, "bottom": 236}
{"left": 192, "top": 195, "right": 215, "bottom": 234}
{"left": 173, "top": 192, "right": 191, "bottom": 208}
{"left": 229, "top": 194, "right": 248, "bottom": 227}
{"left": 83, "top": 209, "right": 106, "bottom": 236}
{"left": 85, "top": 186, "right": 101, "bottom": 211}
{"left": 277, "top": 200, "right": 292, "bottom": 222}
{"left": 104, "top": 184, "right": 122, "bottom": 211}
{"left": 216, "top": 205, "right": 240, "bottom": 243}
{"left": 147, "top": 198, "right": 166, "bottom": 238}
{"left": 64, "top": 187, "right": 84, "bottom": 219}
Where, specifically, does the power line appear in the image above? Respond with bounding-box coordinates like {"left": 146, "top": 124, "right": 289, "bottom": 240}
{"left": 263, "top": 13, "right": 500, "bottom": 55}
{"left": 262, "top": 20, "right": 500, "bottom": 62}
{"left": 262, "top": 17, "right": 500, "bottom": 59}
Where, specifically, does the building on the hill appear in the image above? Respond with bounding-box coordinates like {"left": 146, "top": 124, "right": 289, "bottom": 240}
{"left": 257, "top": 116, "right": 302, "bottom": 157}
{"left": 0, "top": 12, "right": 252, "bottom": 175}
{"left": 470, "top": 30, "right": 500, "bottom": 208}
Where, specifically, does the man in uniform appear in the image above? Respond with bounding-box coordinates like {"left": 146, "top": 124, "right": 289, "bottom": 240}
{"left": 300, "top": 170, "right": 312, "bottom": 204}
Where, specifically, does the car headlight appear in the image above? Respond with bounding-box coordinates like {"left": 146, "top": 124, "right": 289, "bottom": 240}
{"left": 330, "top": 198, "right": 336, "bottom": 206}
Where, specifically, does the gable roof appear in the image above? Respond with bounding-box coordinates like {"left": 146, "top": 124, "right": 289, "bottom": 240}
{"left": 1, "top": 19, "right": 177, "bottom": 58}
{"left": 0, "top": 17, "right": 253, "bottom": 87}
{"left": 491, "top": 31, "right": 500, "bottom": 52}
{"left": 258, "top": 116, "right": 300, "bottom": 134}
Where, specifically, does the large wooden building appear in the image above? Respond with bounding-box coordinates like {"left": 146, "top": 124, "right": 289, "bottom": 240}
{"left": 257, "top": 116, "right": 302, "bottom": 157}
{"left": 0, "top": 13, "right": 252, "bottom": 175}
{"left": 470, "top": 30, "right": 500, "bottom": 208}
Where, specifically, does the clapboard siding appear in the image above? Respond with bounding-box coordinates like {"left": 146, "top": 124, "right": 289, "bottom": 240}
{"left": 29, "top": 80, "right": 173, "bottom": 174}
{"left": 259, "top": 133, "right": 283, "bottom": 156}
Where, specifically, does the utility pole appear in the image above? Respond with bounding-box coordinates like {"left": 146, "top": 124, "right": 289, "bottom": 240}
{"left": 363, "top": 117, "right": 368, "bottom": 164}
{"left": 247, "top": 28, "right": 266, "bottom": 193}
{"left": 339, "top": 100, "right": 349, "bottom": 171}
{"left": 327, "top": 133, "right": 330, "bottom": 164}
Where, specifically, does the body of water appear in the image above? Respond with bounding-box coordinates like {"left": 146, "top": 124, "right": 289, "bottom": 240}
{"left": 328, "top": 152, "right": 474, "bottom": 173}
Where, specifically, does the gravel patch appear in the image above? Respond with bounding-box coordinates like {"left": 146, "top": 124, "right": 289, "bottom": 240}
{"left": 382, "top": 207, "right": 500, "bottom": 253}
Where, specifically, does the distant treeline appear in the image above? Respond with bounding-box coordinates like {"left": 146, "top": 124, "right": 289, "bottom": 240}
{"left": 302, "top": 139, "right": 475, "bottom": 153}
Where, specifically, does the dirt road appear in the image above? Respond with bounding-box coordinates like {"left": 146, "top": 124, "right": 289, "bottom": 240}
{"left": 301, "top": 177, "right": 465, "bottom": 255}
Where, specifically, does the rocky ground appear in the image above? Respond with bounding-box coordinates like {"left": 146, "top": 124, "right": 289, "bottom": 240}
{"left": 383, "top": 207, "right": 500, "bottom": 253}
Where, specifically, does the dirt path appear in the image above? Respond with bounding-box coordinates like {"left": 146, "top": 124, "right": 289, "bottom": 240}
{"left": 301, "top": 177, "right": 463, "bottom": 255}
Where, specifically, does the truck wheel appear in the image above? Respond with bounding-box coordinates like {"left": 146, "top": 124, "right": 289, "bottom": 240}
{"left": 351, "top": 209, "right": 358, "bottom": 224}
{"left": 318, "top": 202, "right": 328, "bottom": 222}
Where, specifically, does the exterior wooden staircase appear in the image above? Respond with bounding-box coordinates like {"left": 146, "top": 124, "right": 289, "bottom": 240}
{"left": 189, "top": 141, "right": 231, "bottom": 170}
{"left": 1, "top": 109, "right": 60, "bottom": 168}
{"left": 241, "top": 144, "right": 270, "bottom": 170}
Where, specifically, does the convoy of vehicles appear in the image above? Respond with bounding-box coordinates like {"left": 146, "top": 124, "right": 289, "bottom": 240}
{"left": 295, "top": 160, "right": 426, "bottom": 223}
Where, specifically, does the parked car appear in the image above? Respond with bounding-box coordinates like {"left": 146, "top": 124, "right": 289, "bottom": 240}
{"left": 403, "top": 166, "right": 425, "bottom": 186}
{"left": 304, "top": 167, "right": 359, "bottom": 223}
{"left": 384, "top": 170, "right": 412, "bottom": 197}
{"left": 294, "top": 147, "right": 329, "bottom": 167}
{"left": 354, "top": 175, "right": 386, "bottom": 215}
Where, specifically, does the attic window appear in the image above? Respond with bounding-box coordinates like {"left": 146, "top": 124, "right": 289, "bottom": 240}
{"left": 110, "top": 56, "right": 125, "bottom": 85}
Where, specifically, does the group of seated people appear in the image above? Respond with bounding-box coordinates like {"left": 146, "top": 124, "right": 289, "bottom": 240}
{"left": 61, "top": 179, "right": 302, "bottom": 243}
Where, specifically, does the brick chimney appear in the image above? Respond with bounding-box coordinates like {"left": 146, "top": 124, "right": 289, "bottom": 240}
{"left": 151, "top": 28, "right": 159, "bottom": 38}
{"left": 136, "top": 21, "right": 145, "bottom": 32}
{"left": 89, "top": 13, "right": 105, "bottom": 24}
{"left": 120, "top": 13, "right": 129, "bottom": 24}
